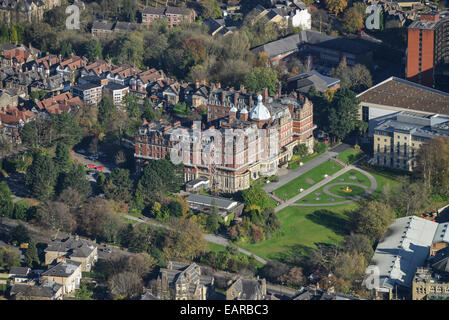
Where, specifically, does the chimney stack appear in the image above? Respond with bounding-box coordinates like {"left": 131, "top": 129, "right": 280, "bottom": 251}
{"left": 217, "top": 82, "right": 221, "bottom": 89}
{"left": 240, "top": 84, "right": 246, "bottom": 94}
{"left": 221, "top": 91, "right": 226, "bottom": 103}
{"left": 234, "top": 92, "right": 239, "bottom": 105}
{"left": 195, "top": 81, "right": 200, "bottom": 89}
{"left": 262, "top": 88, "right": 269, "bottom": 102}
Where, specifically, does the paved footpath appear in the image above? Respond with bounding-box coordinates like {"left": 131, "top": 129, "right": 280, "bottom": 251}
{"left": 125, "top": 215, "right": 268, "bottom": 265}
{"left": 275, "top": 166, "right": 378, "bottom": 212}
{"left": 262, "top": 143, "right": 350, "bottom": 193}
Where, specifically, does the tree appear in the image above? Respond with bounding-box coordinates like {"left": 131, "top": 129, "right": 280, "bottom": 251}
{"left": 206, "top": 200, "right": 220, "bottom": 234}
{"left": 244, "top": 67, "right": 278, "bottom": 95}
{"left": 279, "top": 267, "right": 305, "bottom": 287}
{"left": 124, "top": 94, "right": 141, "bottom": 119}
{"left": 75, "top": 281, "right": 93, "bottom": 300}
{"left": 333, "top": 251, "right": 366, "bottom": 291}
{"left": 294, "top": 144, "right": 309, "bottom": 158}
{"left": 0, "top": 247, "right": 20, "bottom": 269}
{"left": 390, "top": 178, "right": 430, "bottom": 217}
{"left": 0, "top": 181, "right": 14, "bottom": 221}
{"left": 104, "top": 168, "right": 133, "bottom": 202}
{"left": 25, "top": 153, "right": 58, "bottom": 201}
{"left": 98, "top": 97, "right": 116, "bottom": 130}
{"left": 52, "top": 112, "right": 83, "bottom": 147}
{"left": 327, "top": 88, "right": 360, "bottom": 142}
{"left": 117, "top": 33, "right": 144, "bottom": 68}
{"left": 241, "top": 186, "right": 273, "bottom": 210}
{"left": 142, "top": 98, "right": 155, "bottom": 121}
{"left": 61, "top": 41, "right": 73, "bottom": 59}
{"left": 331, "top": 58, "right": 372, "bottom": 93}
{"left": 325, "top": 0, "right": 348, "bottom": 14}
{"left": 343, "top": 233, "right": 373, "bottom": 263}
{"left": 84, "top": 39, "right": 103, "bottom": 61}
{"left": 58, "top": 187, "right": 85, "bottom": 211}
{"left": 415, "top": 137, "right": 449, "bottom": 196}
{"left": 349, "top": 201, "right": 394, "bottom": 241}
{"left": 199, "top": 0, "right": 222, "bottom": 19}
{"left": 163, "top": 218, "right": 207, "bottom": 261}
{"left": 24, "top": 240, "right": 39, "bottom": 268}
{"left": 342, "top": 7, "right": 364, "bottom": 33}
{"left": 38, "top": 201, "right": 76, "bottom": 233}
{"left": 53, "top": 142, "right": 71, "bottom": 174}
{"left": 11, "top": 224, "right": 30, "bottom": 244}
{"left": 108, "top": 271, "right": 143, "bottom": 299}
{"left": 58, "top": 164, "right": 92, "bottom": 198}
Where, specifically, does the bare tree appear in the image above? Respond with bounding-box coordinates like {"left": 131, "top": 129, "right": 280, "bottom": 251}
{"left": 108, "top": 272, "right": 143, "bottom": 299}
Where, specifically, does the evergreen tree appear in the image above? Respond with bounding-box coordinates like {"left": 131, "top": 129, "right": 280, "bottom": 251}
{"left": 25, "top": 153, "right": 58, "bottom": 201}
{"left": 0, "top": 181, "right": 14, "bottom": 221}
{"left": 24, "top": 240, "right": 39, "bottom": 268}
{"left": 206, "top": 200, "right": 220, "bottom": 234}
{"left": 54, "top": 142, "right": 71, "bottom": 174}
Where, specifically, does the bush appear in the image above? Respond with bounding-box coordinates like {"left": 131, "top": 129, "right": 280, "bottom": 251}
{"left": 314, "top": 141, "right": 328, "bottom": 154}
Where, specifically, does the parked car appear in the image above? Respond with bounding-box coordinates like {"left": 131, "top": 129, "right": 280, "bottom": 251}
{"left": 88, "top": 154, "right": 99, "bottom": 161}
{"left": 102, "top": 248, "right": 112, "bottom": 253}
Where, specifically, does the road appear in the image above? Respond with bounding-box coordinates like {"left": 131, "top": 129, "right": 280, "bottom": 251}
{"left": 125, "top": 215, "right": 268, "bottom": 265}
{"left": 262, "top": 143, "right": 350, "bottom": 193}
{"left": 72, "top": 151, "right": 113, "bottom": 175}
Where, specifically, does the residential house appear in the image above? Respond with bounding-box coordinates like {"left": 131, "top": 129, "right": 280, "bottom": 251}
{"left": 40, "top": 259, "right": 82, "bottom": 294}
{"left": 56, "top": 56, "right": 87, "bottom": 77}
{"left": 44, "top": 237, "right": 98, "bottom": 272}
{"left": 141, "top": 6, "right": 197, "bottom": 27}
{"left": 9, "top": 281, "right": 63, "bottom": 300}
{"left": 0, "top": 88, "right": 20, "bottom": 111}
{"left": 34, "top": 92, "right": 83, "bottom": 115}
{"left": 226, "top": 277, "right": 267, "bottom": 300}
{"left": 0, "top": 0, "right": 62, "bottom": 25}
{"left": 0, "top": 43, "right": 38, "bottom": 69}
{"left": 106, "top": 65, "right": 141, "bottom": 86}
{"left": 8, "top": 267, "right": 31, "bottom": 284}
{"left": 186, "top": 193, "right": 244, "bottom": 223}
{"left": 0, "top": 105, "right": 36, "bottom": 144}
{"left": 113, "top": 21, "right": 139, "bottom": 34}
{"left": 154, "top": 261, "right": 214, "bottom": 300}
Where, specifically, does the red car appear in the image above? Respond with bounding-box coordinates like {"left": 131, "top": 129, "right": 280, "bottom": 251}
{"left": 96, "top": 166, "right": 104, "bottom": 170}
{"left": 87, "top": 164, "right": 96, "bottom": 169}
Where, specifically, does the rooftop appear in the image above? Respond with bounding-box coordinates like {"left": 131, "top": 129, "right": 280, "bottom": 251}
{"left": 357, "top": 77, "right": 449, "bottom": 115}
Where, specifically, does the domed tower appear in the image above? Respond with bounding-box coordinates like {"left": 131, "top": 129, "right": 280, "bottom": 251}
{"left": 250, "top": 95, "right": 271, "bottom": 128}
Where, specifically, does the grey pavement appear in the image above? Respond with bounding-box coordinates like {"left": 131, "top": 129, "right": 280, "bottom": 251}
{"left": 279, "top": 166, "right": 378, "bottom": 210}
{"left": 262, "top": 143, "right": 350, "bottom": 193}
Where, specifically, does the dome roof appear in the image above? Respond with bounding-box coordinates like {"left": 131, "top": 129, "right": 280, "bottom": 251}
{"left": 230, "top": 106, "right": 237, "bottom": 113}
{"left": 249, "top": 95, "right": 271, "bottom": 121}
{"left": 240, "top": 107, "right": 248, "bottom": 114}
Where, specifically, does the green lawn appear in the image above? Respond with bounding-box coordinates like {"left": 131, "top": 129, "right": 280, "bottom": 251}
{"left": 337, "top": 149, "right": 364, "bottom": 164}
{"left": 238, "top": 203, "right": 356, "bottom": 261}
{"left": 288, "top": 152, "right": 322, "bottom": 170}
{"left": 274, "top": 161, "right": 344, "bottom": 200}
{"left": 208, "top": 242, "right": 228, "bottom": 253}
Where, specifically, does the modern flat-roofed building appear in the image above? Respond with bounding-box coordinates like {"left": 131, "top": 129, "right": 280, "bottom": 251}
{"left": 72, "top": 82, "right": 103, "bottom": 105}
{"left": 186, "top": 193, "right": 244, "bottom": 222}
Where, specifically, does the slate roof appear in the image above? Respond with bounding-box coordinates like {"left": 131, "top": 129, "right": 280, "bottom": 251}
{"left": 92, "top": 20, "right": 114, "bottom": 31}
{"left": 367, "top": 216, "right": 439, "bottom": 290}
{"left": 357, "top": 77, "right": 449, "bottom": 115}
{"left": 9, "top": 266, "right": 30, "bottom": 277}
{"left": 45, "top": 237, "right": 97, "bottom": 259}
{"left": 230, "top": 278, "right": 265, "bottom": 300}
{"left": 10, "top": 281, "right": 62, "bottom": 299}
{"left": 42, "top": 260, "right": 82, "bottom": 278}
{"left": 288, "top": 70, "right": 340, "bottom": 93}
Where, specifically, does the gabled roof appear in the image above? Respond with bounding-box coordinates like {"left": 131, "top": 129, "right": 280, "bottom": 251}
{"left": 357, "top": 77, "right": 449, "bottom": 115}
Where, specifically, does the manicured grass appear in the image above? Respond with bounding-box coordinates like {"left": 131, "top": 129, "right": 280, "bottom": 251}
{"left": 238, "top": 203, "right": 356, "bottom": 261}
{"left": 337, "top": 149, "right": 364, "bottom": 164}
{"left": 288, "top": 152, "right": 321, "bottom": 170}
{"left": 274, "top": 161, "right": 344, "bottom": 200}
{"left": 328, "top": 185, "right": 366, "bottom": 198}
